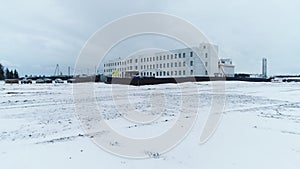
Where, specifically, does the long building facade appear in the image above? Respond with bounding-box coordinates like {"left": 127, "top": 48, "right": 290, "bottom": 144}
{"left": 103, "top": 43, "right": 234, "bottom": 78}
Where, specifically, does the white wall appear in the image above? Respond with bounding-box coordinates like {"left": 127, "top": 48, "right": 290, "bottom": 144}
{"left": 103, "top": 43, "right": 234, "bottom": 78}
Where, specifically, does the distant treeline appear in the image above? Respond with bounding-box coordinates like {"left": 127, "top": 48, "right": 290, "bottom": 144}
{"left": 0, "top": 63, "right": 19, "bottom": 80}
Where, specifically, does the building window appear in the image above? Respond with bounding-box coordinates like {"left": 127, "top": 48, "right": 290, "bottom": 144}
{"left": 160, "top": 71, "right": 162, "bottom": 76}
{"left": 143, "top": 58, "right": 146, "bottom": 62}
{"left": 167, "top": 55, "right": 169, "bottom": 59}
{"left": 141, "top": 66, "right": 143, "bottom": 69}
{"left": 160, "top": 64, "right": 162, "bottom": 68}
{"left": 183, "top": 70, "right": 185, "bottom": 75}
{"left": 183, "top": 61, "right": 186, "bottom": 67}
{"left": 167, "top": 71, "right": 169, "bottom": 76}
{"left": 163, "top": 63, "right": 165, "bottom": 68}
{"left": 190, "top": 70, "right": 193, "bottom": 75}
{"left": 203, "top": 45, "right": 206, "bottom": 49}
{"left": 156, "top": 56, "right": 159, "bottom": 60}
{"left": 171, "top": 63, "right": 173, "bottom": 67}
{"left": 135, "top": 59, "right": 138, "bottom": 63}
{"left": 190, "top": 61, "right": 193, "bottom": 66}
{"left": 179, "top": 71, "right": 181, "bottom": 75}
{"left": 149, "top": 57, "right": 152, "bottom": 62}
{"left": 175, "top": 62, "right": 177, "bottom": 67}
{"left": 153, "top": 57, "right": 155, "bottom": 61}
{"left": 175, "top": 71, "right": 177, "bottom": 76}
{"left": 183, "top": 53, "right": 185, "bottom": 58}
{"left": 205, "top": 62, "right": 208, "bottom": 67}
{"left": 179, "top": 62, "right": 181, "bottom": 67}
{"left": 167, "top": 63, "right": 169, "bottom": 68}
{"left": 171, "top": 71, "right": 173, "bottom": 75}
{"left": 156, "top": 64, "right": 158, "bottom": 68}
{"left": 163, "top": 55, "right": 166, "bottom": 60}
{"left": 205, "top": 53, "right": 208, "bottom": 58}
{"left": 135, "top": 66, "right": 138, "bottom": 70}
{"left": 205, "top": 70, "right": 208, "bottom": 75}
{"left": 160, "top": 56, "right": 162, "bottom": 60}
{"left": 144, "top": 65, "right": 146, "bottom": 69}
{"left": 175, "top": 54, "right": 177, "bottom": 59}
{"left": 171, "top": 54, "right": 173, "bottom": 59}
{"left": 163, "top": 71, "right": 166, "bottom": 76}
{"left": 190, "top": 52, "right": 193, "bottom": 57}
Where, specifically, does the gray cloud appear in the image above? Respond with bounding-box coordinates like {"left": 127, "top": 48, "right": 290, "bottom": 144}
{"left": 0, "top": 0, "right": 299, "bottom": 76}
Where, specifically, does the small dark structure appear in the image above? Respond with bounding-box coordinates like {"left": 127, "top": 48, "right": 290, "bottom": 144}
{"left": 5, "top": 79, "right": 19, "bottom": 84}
{"left": 234, "top": 73, "right": 250, "bottom": 78}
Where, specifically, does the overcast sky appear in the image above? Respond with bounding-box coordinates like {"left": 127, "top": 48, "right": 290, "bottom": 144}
{"left": 0, "top": 0, "right": 299, "bottom": 76}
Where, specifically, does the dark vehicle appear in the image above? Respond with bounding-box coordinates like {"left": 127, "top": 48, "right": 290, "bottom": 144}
{"left": 67, "top": 79, "right": 76, "bottom": 83}
{"left": 21, "top": 79, "right": 32, "bottom": 84}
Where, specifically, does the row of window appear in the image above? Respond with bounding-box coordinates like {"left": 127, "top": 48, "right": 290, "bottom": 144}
{"left": 141, "top": 70, "right": 193, "bottom": 77}
{"left": 104, "top": 52, "right": 196, "bottom": 67}
{"left": 140, "top": 61, "right": 190, "bottom": 70}
{"left": 140, "top": 52, "right": 192, "bottom": 63}
{"left": 104, "top": 61, "right": 195, "bottom": 72}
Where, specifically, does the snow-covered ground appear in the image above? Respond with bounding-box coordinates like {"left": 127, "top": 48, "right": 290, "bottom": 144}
{"left": 0, "top": 81, "right": 299, "bottom": 169}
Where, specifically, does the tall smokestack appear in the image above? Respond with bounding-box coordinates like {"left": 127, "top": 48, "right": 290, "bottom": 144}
{"left": 262, "top": 58, "right": 267, "bottom": 78}
{"left": 68, "top": 66, "right": 71, "bottom": 76}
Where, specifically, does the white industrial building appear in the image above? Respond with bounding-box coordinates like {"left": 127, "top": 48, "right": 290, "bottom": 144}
{"left": 103, "top": 43, "right": 234, "bottom": 78}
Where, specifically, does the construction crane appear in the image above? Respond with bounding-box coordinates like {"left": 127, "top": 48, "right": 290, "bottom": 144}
{"left": 54, "top": 64, "right": 62, "bottom": 76}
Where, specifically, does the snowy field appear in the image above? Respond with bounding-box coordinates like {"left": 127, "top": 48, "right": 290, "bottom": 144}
{"left": 0, "top": 81, "right": 299, "bottom": 169}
